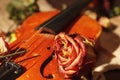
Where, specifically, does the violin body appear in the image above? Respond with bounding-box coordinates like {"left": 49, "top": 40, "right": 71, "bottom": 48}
{"left": 8, "top": 10, "right": 102, "bottom": 80}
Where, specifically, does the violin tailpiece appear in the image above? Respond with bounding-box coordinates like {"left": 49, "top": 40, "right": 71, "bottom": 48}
{"left": 0, "top": 61, "right": 25, "bottom": 80}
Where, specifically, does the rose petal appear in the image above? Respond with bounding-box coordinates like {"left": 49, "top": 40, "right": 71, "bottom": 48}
{"left": 59, "top": 66, "right": 76, "bottom": 75}
{"left": 65, "top": 35, "right": 79, "bottom": 54}
{"left": 65, "top": 36, "right": 86, "bottom": 70}
{"left": 60, "top": 48, "right": 77, "bottom": 67}
{"left": 57, "top": 53, "right": 68, "bottom": 62}
{"left": 0, "top": 37, "right": 8, "bottom": 54}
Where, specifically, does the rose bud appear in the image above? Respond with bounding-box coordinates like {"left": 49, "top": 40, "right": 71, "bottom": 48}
{"left": 53, "top": 32, "right": 96, "bottom": 78}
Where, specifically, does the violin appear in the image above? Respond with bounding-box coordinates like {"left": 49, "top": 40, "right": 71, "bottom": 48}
{"left": 0, "top": 0, "right": 102, "bottom": 80}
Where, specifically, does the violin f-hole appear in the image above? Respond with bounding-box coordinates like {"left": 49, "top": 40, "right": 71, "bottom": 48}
{"left": 40, "top": 53, "right": 54, "bottom": 79}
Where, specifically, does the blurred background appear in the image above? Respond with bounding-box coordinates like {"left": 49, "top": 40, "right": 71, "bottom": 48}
{"left": 0, "top": 0, "right": 120, "bottom": 33}
{"left": 0, "top": 0, "right": 78, "bottom": 33}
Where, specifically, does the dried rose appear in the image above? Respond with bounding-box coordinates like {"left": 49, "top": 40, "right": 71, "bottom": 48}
{"left": 53, "top": 32, "right": 96, "bottom": 78}
{"left": 0, "top": 37, "right": 9, "bottom": 55}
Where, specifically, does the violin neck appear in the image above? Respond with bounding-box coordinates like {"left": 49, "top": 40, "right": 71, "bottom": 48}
{"left": 35, "top": 0, "right": 91, "bottom": 34}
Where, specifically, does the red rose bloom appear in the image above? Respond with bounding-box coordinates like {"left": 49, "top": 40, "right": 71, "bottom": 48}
{"left": 54, "top": 32, "right": 96, "bottom": 78}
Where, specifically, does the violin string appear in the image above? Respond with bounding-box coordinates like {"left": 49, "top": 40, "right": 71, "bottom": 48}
{"left": 15, "top": 39, "right": 46, "bottom": 66}
{"left": 13, "top": 31, "right": 41, "bottom": 62}
{"left": 16, "top": 54, "right": 40, "bottom": 68}
{"left": 14, "top": 39, "right": 39, "bottom": 63}
{"left": 0, "top": 50, "right": 27, "bottom": 59}
{"left": 1, "top": 41, "right": 27, "bottom": 62}
{"left": 17, "top": 34, "right": 53, "bottom": 69}
{"left": 12, "top": 30, "right": 47, "bottom": 65}
{"left": 6, "top": 30, "right": 41, "bottom": 62}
